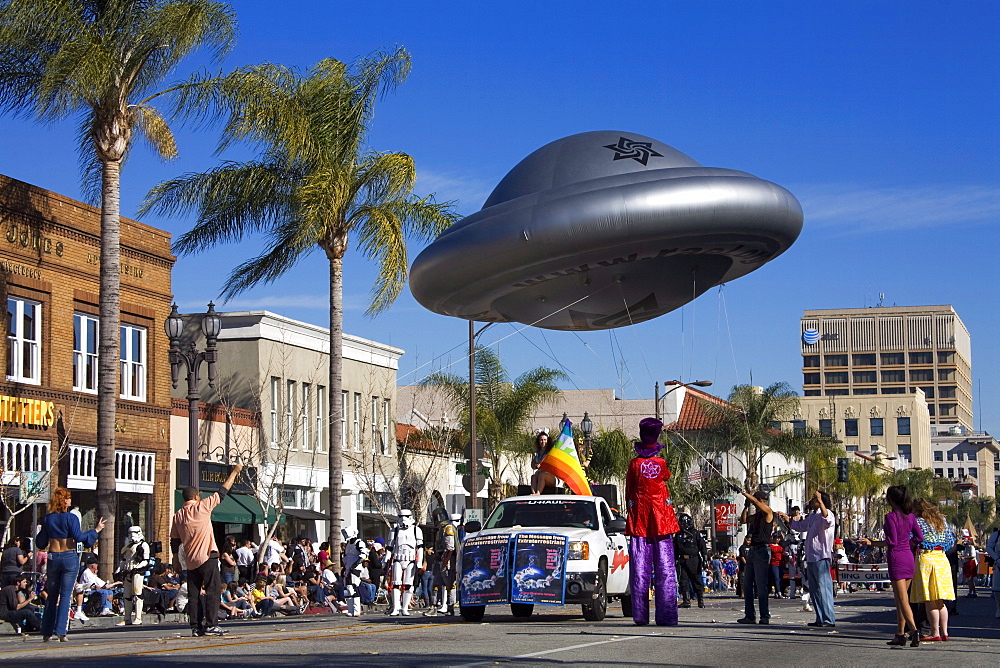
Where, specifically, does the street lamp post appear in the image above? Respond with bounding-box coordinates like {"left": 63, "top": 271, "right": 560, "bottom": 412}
{"left": 654, "top": 379, "right": 713, "bottom": 421}
{"left": 580, "top": 412, "right": 593, "bottom": 466}
{"left": 165, "top": 302, "right": 222, "bottom": 491}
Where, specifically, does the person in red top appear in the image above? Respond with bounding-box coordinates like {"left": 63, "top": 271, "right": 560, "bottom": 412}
{"left": 625, "top": 417, "right": 680, "bottom": 626}
{"left": 768, "top": 536, "right": 785, "bottom": 598}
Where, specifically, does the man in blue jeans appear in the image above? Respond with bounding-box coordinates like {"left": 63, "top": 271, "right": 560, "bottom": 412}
{"left": 779, "top": 490, "right": 836, "bottom": 627}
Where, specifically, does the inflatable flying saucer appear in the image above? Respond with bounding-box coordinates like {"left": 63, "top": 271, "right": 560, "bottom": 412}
{"left": 409, "top": 131, "right": 803, "bottom": 330}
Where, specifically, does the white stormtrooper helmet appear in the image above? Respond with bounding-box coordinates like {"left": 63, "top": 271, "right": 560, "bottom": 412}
{"left": 450, "top": 513, "right": 462, "bottom": 524}
{"left": 398, "top": 509, "right": 415, "bottom": 528}
{"left": 128, "top": 526, "right": 144, "bottom": 543}
{"left": 342, "top": 526, "right": 359, "bottom": 542}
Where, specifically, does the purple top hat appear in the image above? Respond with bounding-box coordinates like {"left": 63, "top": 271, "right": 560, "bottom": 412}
{"left": 634, "top": 417, "right": 664, "bottom": 457}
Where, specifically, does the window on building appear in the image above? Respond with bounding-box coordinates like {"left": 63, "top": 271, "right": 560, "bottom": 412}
{"left": 934, "top": 468, "right": 944, "bottom": 477}
{"left": 804, "top": 390, "right": 821, "bottom": 396}
{"left": 938, "top": 369, "right": 955, "bottom": 381}
{"left": 938, "top": 403, "right": 957, "bottom": 416}
{"left": 852, "top": 353, "right": 876, "bottom": 366}
{"left": 803, "top": 355, "right": 820, "bottom": 368}
{"left": 846, "top": 444, "right": 859, "bottom": 453}
{"left": 937, "top": 351, "right": 955, "bottom": 364}
{"left": 938, "top": 386, "right": 956, "bottom": 399}
{"left": 844, "top": 419, "right": 858, "bottom": 437}
{"left": 340, "top": 389, "right": 347, "bottom": 451}
{"left": 883, "top": 387, "right": 906, "bottom": 394}
{"left": 909, "top": 369, "right": 934, "bottom": 382}
{"left": 316, "top": 385, "right": 326, "bottom": 452}
{"left": 825, "top": 372, "right": 848, "bottom": 384}
{"left": 286, "top": 380, "right": 296, "bottom": 449}
{"left": 270, "top": 377, "right": 280, "bottom": 448}
{"left": 881, "top": 370, "right": 906, "bottom": 383}
{"left": 825, "top": 389, "right": 849, "bottom": 395}
{"left": 353, "top": 393, "right": 361, "bottom": 452}
{"left": 803, "top": 373, "right": 820, "bottom": 385}
{"left": 880, "top": 353, "right": 905, "bottom": 365}
{"left": 947, "top": 452, "right": 954, "bottom": 461}
{"left": 855, "top": 388, "right": 878, "bottom": 394}
{"left": 969, "top": 467, "right": 977, "bottom": 478}
{"left": 119, "top": 324, "right": 146, "bottom": 401}
{"left": 898, "top": 444, "right": 911, "bottom": 463}
{"left": 915, "top": 386, "right": 935, "bottom": 398}
{"left": 927, "top": 404, "right": 936, "bottom": 416}
{"left": 73, "top": 313, "right": 99, "bottom": 393}
{"left": 947, "top": 468, "right": 954, "bottom": 478}
{"left": 909, "top": 352, "right": 933, "bottom": 365}
{"left": 933, "top": 451, "right": 943, "bottom": 461}
{"left": 853, "top": 371, "right": 877, "bottom": 383}
{"left": 819, "top": 419, "right": 833, "bottom": 437}
{"left": 301, "top": 383, "right": 311, "bottom": 451}
{"left": 958, "top": 467, "right": 965, "bottom": 477}
{"left": 7, "top": 297, "right": 41, "bottom": 384}
{"left": 897, "top": 417, "right": 911, "bottom": 435}
{"left": 824, "top": 354, "right": 848, "bottom": 367}
{"left": 371, "top": 396, "right": 380, "bottom": 453}
{"left": 792, "top": 420, "right": 806, "bottom": 436}
{"left": 870, "top": 418, "right": 883, "bottom": 436}
{"left": 382, "top": 398, "right": 391, "bottom": 455}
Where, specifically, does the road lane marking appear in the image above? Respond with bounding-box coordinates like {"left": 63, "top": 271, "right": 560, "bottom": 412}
{"left": 450, "top": 632, "right": 662, "bottom": 667}
{"left": 1, "top": 621, "right": 460, "bottom": 663}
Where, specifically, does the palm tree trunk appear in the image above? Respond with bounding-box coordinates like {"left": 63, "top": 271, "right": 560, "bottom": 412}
{"left": 327, "top": 255, "right": 344, "bottom": 567}
{"left": 96, "top": 159, "right": 121, "bottom": 579}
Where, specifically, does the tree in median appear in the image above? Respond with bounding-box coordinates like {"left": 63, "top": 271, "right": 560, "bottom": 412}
{"left": 141, "top": 48, "right": 458, "bottom": 566}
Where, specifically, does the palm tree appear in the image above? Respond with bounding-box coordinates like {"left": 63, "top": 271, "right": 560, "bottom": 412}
{"left": 698, "top": 382, "right": 837, "bottom": 492}
{"left": 421, "top": 346, "right": 565, "bottom": 508}
{"left": 0, "top": 0, "right": 236, "bottom": 575}
{"left": 140, "top": 48, "right": 459, "bottom": 564}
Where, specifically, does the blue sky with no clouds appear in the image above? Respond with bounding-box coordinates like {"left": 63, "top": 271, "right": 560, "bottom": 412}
{"left": 1, "top": 2, "right": 998, "bottom": 430}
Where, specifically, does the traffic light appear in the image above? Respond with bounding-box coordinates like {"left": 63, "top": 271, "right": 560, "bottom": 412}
{"left": 837, "top": 457, "right": 849, "bottom": 483}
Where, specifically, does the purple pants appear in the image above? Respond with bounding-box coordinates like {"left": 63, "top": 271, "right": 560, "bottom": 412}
{"left": 629, "top": 535, "right": 678, "bottom": 626}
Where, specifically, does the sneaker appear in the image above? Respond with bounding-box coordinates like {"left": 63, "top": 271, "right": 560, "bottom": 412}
{"left": 75, "top": 609, "right": 90, "bottom": 623}
{"left": 679, "top": 602, "right": 691, "bottom": 608}
{"left": 298, "top": 601, "right": 308, "bottom": 614}
{"left": 736, "top": 617, "right": 756, "bottom": 624}
{"left": 204, "top": 626, "right": 227, "bottom": 636}
{"left": 192, "top": 627, "right": 205, "bottom": 637}
{"left": 823, "top": 623, "right": 836, "bottom": 628}
{"left": 758, "top": 619, "right": 770, "bottom": 625}
{"left": 807, "top": 621, "right": 825, "bottom": 627}
{"left": 698, "top": 601, "right": 705, "bottom": 608}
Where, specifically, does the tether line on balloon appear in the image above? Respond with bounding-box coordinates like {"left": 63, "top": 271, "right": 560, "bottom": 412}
{"left": 397, "top": 283, "right": 617, "bottom": 385}
{"left": 614, "top": 281, "right": 655, "bottom": 398}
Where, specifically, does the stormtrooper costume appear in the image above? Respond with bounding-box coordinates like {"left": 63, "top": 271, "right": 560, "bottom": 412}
{"left": 341, "top": 527, "right": 370, "bottom": 617}
{"left": 117, "top": 526, "right": 150, "bottom": 625}
{"left": 426, "top": 512, "right": 460, "bottom": 616}
{"left": 388, "top": 509, "right": 423, "bottom": 616}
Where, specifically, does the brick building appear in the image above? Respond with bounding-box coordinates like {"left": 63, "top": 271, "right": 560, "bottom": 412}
{"left": 0, "top": 174, "right": 175, "bottom": 549}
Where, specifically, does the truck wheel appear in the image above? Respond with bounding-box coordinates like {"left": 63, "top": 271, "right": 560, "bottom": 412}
{"left": 511, "top": 603, "right": 534, "bottom": 618}
{"left": 620, "top": 594, "right": 632, "bottom": 617}
{"left": 582, "top": 563, "right": 608, "bottom": 621}
{"left": 460, "top": 605, "right": 485, "bottom": 622}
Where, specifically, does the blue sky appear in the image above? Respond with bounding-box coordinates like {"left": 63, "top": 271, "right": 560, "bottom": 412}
{"left": 2, "top": 2, "right": 998, "bottom": 429}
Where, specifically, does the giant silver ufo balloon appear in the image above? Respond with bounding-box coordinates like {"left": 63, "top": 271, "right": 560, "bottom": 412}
{"left": 410, "top": 131, "right": 803, "bottom": 330}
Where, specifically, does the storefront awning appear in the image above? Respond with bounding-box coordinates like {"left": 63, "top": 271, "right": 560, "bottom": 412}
{"left": 282, "top": 507, "right": 330, "bottom": 521}
{"left": 173, "top": 491, "right": 279, "bottom": 525}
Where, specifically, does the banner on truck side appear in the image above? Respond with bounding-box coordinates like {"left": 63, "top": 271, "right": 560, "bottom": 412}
{"left": 510, "top": 533, "right": 568, "bottom": 605}
{"left": 460, "top": 534, "right": 509, "bottom": 606}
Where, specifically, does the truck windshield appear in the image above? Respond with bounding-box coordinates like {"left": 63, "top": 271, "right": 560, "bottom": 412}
{"left": 484, "top": 499, "right": 598, "bottom": 529}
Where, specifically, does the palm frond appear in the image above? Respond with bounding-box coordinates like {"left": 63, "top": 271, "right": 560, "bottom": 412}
{"left": 133, "top": 104, "right": 178, "bottom": 160}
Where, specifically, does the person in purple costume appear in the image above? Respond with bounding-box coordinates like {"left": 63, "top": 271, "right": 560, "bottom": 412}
{"left": 859, "top": 485, "right": 923, "bottom": 647}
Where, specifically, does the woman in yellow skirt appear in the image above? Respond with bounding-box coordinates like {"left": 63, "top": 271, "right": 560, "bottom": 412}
{"left": 910, "top": 499, "right": 956, "bottom": 642}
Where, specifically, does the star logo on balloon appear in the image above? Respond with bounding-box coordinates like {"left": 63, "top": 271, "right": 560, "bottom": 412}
{"left": 603, "top": 136, "right": 664, "bottom": 166}
{"left": 639, "top": 459, "right": 662, "bottom": 479}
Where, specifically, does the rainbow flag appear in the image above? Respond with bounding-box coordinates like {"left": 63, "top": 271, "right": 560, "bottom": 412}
{"left": 538, "top": 420, "right": 591, "bottom": 496}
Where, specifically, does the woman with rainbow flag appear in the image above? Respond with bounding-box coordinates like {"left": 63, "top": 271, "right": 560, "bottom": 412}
{"left": 625, "top": 417, "right": 680, "bottom": 626}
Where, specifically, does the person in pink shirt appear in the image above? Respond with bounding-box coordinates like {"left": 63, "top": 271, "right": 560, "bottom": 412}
{"left": 171, "top": 463, "right": 242, "bottom": 637}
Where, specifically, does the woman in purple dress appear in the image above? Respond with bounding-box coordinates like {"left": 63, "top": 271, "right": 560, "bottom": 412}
{"left": 860, "top": 485, "right": 923, "bottom": 647}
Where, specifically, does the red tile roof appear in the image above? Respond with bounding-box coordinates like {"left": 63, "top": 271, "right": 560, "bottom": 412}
{"left": 664, "top": 386, "right": 730, "bottom": 431}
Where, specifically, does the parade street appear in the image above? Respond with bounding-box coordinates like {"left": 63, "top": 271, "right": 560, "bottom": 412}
{"left": 1, "top": 591, "right": 997, "bottom": 667}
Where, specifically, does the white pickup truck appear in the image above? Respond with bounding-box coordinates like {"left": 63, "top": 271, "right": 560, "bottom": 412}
{"left": 459, "top": 494, "right": 632, "bottom": 622}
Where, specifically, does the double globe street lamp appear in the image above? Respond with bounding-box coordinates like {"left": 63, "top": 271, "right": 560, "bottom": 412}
{"left": 165, "top": 302, "right": 222, "bottom": 490}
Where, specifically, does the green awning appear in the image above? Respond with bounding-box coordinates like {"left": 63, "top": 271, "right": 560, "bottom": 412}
{"left": 173, "top": 491, "right": 280, "bottom": 525}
